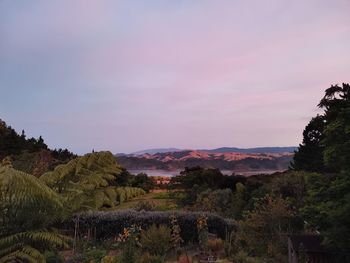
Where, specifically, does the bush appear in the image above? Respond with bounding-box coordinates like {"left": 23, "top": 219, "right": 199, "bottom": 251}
{"left": 134, "top": 201, "right": 155, "bottom": 211}
{"left": 82, "top": 249, "right": 107, "bottom": 263}
{"left": 101, "top": 256, "right": 119, "bottom": 263}
{"left": 66, "top": 210, "right": 236, "bottom": 243}
{"left": 140, "top": 224, "right": 171, "bottom": 256}
{"left": 138, "top": 252, "right": 163, "bottom": 263}
{"left": 44, "top": 251, "right": 64, "bottom": 263}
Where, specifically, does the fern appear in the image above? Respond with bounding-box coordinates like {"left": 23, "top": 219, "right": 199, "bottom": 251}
{"left": 0, "top": 166, "right": 70, "bottom": 262}
{"left": 40, "top": 151, "right": 145, "bottom": 211}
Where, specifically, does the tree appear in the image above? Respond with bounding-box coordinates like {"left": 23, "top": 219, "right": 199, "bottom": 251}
{"left": 0, "top": 164, "right": 69, "bottom": 262}
{"left": 0, "top": 118, "right": 76, "bottom": 176}
{"left": 236, "top": 195, "right": 296, "bottom": 262}
{"left": 291, "top": 115, "right": 326, "bottom": 172}
{"left": 294, "top": 83, "right": 350, "bottom": 254}
{"left": 40, "top": 151, "right": 124, "bottom": 211}
{"left": 195, "top": 188, "right": 234, "bottom": 217}
{"left": 318, "top": 83, "right": 350, "bottom": 172}
{"left": 131, "top": 173, "right": 155, "bottom": 193}
{"left": 301, "top": 172, "right": 350, "bottom": 252}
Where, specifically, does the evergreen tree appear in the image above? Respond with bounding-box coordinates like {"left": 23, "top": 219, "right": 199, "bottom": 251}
{"left": 291, "top": 115, "right": 326, "bottom": 172}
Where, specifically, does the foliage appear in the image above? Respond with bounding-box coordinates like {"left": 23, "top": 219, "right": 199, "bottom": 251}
{"left": 293, "top": 83, "right": 350, "bottom": 173}
{"left": 0, "top": 119, "right": 75, "bottom": 176}
{"left": 235, "top": 195, "right": 296, "bottom": 262}
{"left": 138, "top": 252, "right": 163, "bottom": 263}
{"left": 0, "top": 165, "right": 70, "bottom": 262}
{"left": 301, "top": 172, "right": 350, "bottom": 251}
{"left": 140, "top": 224, "right": 171, "bottom": 256}
{"left": 291, "top": 115, "right": 326, "bottom": 172}
{"left": 196, "top": 214, "right": 208, "bottom": 249}
{"left": 40, "top": 152, "right": 145, "bottom": 211}
{"left": 170, "top": 166, "right": 246, "bottom": 205}
{"left": 195, "top": 188, "right": 234, "bottom": 217}
{"left": 319, "top": 83, "right": 350, "bottom": 172}
{"left": 131, "top": 173, "right": 156, "bottom": 193}
{"left": 170, "top": 214, "right": 183, "bottom": 251}
{"left": 117, "top": 225, "right": 142, "bottom": 263}
{"left": 67, "top": 210, "right": 236, "bottom": 243}
{"left": 44, "top": 250, "right": 64, "bottom": 263}
{"left": 134, "top": 201, "right": 156, "bottom": 211}
{"left": 101, "top": 255, "right": 119, "bottom": 263}
{"left": 292, "top": 83, "right": 350, "bottom": 252}
{"left": 82, "top": 248, "right": 107, "bottom": 263}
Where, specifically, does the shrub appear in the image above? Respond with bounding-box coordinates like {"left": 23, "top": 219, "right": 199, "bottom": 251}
{"left": 140, "top": 224, "right": 171, "bottom": 256}
{"left": 197, "top": 214, "right": 209, "bottom": 249}
{"left": 66, "top": 210, "right": 236, "bottom": 243}
{"left": 44, "top": 251, "right": 64, "bottom": 263}
{"left": 134, "top": 201, "right": 155, "bottom": 211}
{"left": 117, "top": 225, "right": 142, "bottom": 263}
{"left": 170, "top": 214, "right": 183, "bottom": 251}
{"left": 82, "top": 249, "right": 107, "bottom": 263}
{"left": 138, "top": 252, "right": 163, "bottom": 263}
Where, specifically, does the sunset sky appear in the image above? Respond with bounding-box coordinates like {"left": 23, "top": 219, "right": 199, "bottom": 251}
{"left": 1, "top": 0, "right": 349, "bottom": 154}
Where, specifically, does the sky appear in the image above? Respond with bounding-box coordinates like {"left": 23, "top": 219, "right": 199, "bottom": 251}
{"left": 1, "top": 0, "right": 350, "bottom": 154}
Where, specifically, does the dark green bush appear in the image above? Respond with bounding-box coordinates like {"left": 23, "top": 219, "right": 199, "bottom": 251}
{"left": 140, "top": 224, "right": 171, "bottom": 256}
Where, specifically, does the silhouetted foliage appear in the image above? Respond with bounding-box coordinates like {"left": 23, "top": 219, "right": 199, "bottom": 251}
{"left": 291, "top": 115, "right": 326, "bottom": 172}
{"left": 0, "top": 119, "right": 76, "bottom": 176}
{"left": 292, "top": 83, "right": 350, "bottom": 253}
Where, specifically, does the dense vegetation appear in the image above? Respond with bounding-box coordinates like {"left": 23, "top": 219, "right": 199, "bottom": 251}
{"left": 0, "top": 119, "right": 76, "bottom": 176}
{"left": 0, "top": 152, "right": 146, "bottom": 262}
{"left": 0, "top": 83, "right": 349, "bottom": 262}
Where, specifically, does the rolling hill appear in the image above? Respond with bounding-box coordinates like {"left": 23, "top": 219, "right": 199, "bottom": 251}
{"left": 116, "top": 148, "right": 295, "bottom": 173}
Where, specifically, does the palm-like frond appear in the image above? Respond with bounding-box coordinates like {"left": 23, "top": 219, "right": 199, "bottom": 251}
{"left": 0, "top": 246, "right": 45, "bottom": 263}
{"left": 0, "top": 166, "right": 70, "bottom": 262}
{"left": 40, "top": 151, "right": 127, "bottom": 211}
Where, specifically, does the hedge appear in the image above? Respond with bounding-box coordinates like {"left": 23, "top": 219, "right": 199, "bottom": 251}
{"left": 65, "top": 210, "right": 236, "bottom": 243}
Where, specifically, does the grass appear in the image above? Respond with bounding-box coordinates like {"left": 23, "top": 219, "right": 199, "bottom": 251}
{"left": 114, "top": 190, "right": 178, "bottom": 210}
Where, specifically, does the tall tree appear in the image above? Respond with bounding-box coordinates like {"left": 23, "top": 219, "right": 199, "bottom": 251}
{"left": 291, "top": 115, "right": 326, "bottom": 172}
{"left": 318, "top": 83, "right": 350, "bottom": 172}
{"left": 298, "top": 83, "right": 350, "bottom": 254}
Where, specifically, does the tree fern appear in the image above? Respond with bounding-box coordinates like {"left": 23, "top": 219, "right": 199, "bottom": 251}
{"left": 40, "top": 151, "right": 139, "bottom": 211}
{"left": 0, "top": 165, "right": 69, "bottom": 262}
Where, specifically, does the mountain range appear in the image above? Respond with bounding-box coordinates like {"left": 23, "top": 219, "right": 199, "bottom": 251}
{"left": 129, "top": 147, "right": 297, "bottom": 155}
{"left": 116, "top": 147, "right": 296, "bottom": 173}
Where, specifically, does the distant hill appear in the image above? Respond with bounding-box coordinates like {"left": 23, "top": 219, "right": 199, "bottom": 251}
{"left": 116, "top": 149, "right": 294, "bottom": 173}
{"left": 128, "top": 146, "right": 296, "bottom": 155}
{"left": 131, "top": 148, "right": 183, "bottom": 155}
{"left": 205, "top": 147, "right": 297, "bottom": 154}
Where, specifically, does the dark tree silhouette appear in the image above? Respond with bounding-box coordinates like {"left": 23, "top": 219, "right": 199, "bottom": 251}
{"left": 291, "top": 115, "right": 326, "bottom": 172}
